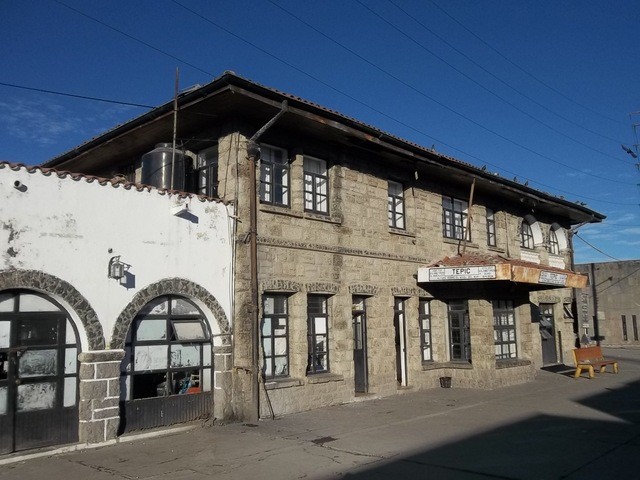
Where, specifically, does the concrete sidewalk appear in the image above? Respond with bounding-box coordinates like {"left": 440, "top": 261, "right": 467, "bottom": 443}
{"left": 2, "top": 348, "right": 640, "bottom": 479}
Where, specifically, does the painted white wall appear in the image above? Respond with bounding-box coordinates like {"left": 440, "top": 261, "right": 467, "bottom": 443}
{"left": 0, "top": 164, "right": 234, "bottom": 350}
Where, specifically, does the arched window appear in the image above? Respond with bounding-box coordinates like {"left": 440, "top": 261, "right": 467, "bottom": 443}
{"left": 121, "top": 295, "right": 212, "bottom": 400}
{"left": 548, "top": 228, "right": 560, "bottom": 255}
{"left": 520, "top": 220, "right": 534, "bottom": 249}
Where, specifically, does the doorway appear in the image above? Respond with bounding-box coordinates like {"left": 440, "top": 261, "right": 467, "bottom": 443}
{"left": 539, "top": 304, "right": 558, "bottom": 365}
{"left": 393, "top": 298, "right": 408, "bottom": 387}
{"left": 0, "top": 291, "right": 79, "bottom": 454}
{"left": 352, "top": 296, "right": 368, "bottom": 393}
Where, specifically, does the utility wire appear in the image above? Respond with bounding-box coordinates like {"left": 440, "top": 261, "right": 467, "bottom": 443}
{"left": 387, "top": 0, "right": 629, "bottom": 152}
{"left": 427, "top": 0, "right": 626, "bottom": 126}
{"left": 0, "top": 81, "right": 154, "bottom": 108}
{"left": 352, "top": 0, "right": 633, "bottom": 184}
{"left": 574, "top": 233, "right": 621, "bottom": 261}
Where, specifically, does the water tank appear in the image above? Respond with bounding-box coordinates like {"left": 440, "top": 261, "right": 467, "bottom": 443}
{"left": 141, "top": 143, "right": 186, "bottom": 191}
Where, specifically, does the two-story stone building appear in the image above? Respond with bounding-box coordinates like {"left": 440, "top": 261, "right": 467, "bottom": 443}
{"left": 38, "top": 72, "right": 602, "bottom": 433}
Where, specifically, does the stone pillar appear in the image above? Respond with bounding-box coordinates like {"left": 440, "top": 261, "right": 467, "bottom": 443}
{"left": 469, "top": 299, "right": 495, "bottom": 371}
{"left": 213, "top": 343, "right": 233, "bottom": 421}
{"left": 78, "top": 350, "right": 125, "bottom": 444}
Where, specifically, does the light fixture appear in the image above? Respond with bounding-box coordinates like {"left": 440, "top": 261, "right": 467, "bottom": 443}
{"left": 108, "top": 256, "right": 126, "bottom": 280}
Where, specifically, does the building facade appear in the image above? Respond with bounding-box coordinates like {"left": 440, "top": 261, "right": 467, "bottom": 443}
{"left": 575, "top": 260, "right": 640, "bottom": 346}
{"left": 1, "top": 72, "right": 603, "bottom": 453}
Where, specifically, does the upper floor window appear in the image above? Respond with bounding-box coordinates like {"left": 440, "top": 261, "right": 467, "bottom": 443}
{"left": 520, "top": 219, "right": 534, "bottom": 249}
{"left": 486, "top": 208, "right": 496, "bottom": 247}
{"left": 548, "top": 228, "right": 560, "bottom": 255}
{"left": 260, "top": 145, "right": 289, "bottom": 206}
{"left": 304, "top": 157, "right": 328, "bottom": 214}
{"left": 261, "top": 294, "right": 289, "bottom": 378}
{"left": 442, "top": 196, "right": 468, "bottom": 240}
{"left": 195, "top": 145, "right": 218, "bottom": 197}
{"left": 388, "top": 181, "right": 405, "bottom": 229}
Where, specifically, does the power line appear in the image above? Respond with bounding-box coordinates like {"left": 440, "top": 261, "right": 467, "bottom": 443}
{"left": 427, "top": 0, "right": 626, "bottom": 127}
{"left": 574, "top": 233, "right": 621, "bottom": 261}
{"left": 0, "top": 81, "right": 154, "bottom": 109}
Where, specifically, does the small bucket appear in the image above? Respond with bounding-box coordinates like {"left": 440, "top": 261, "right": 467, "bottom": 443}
{"left": 439, "top": 376, "right": 452, "bottom": 388}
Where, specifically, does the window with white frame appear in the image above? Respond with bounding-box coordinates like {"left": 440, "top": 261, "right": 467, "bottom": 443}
{"left": 304, "top": 157, "right": 328, "bottom": 214}
{"left": 307, "top": 295, "right": 329, "bottom": 374}
{"left": 442, "top": 196, "right": 468, "bottom": 240}
{"left": 520, "top": 219, "right": 534, "bottom": 249}
{"left": 486, "top": 208, "right": 496, "bottom": 246}
{"left": 260, "top": 145, "right": 289, "bottom": 206}
{"left": 388, "top": 181, "right": 405, "bottom": 229}
{"left": 195, "top": 145, "right": 218, "bottom": 197}
{"left": 419, "top": 299, "right": 432, "bottom": 362}
{"left": 261, "top": 294, "right": 289, "bottom": 378}
{"left": 548, "top": 228, "right": 560, "bottom": 255}
{"left": 493, "top": 300, "right": 517, "bottom": 360}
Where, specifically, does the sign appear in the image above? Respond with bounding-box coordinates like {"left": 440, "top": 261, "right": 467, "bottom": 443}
{"left": 426, "top": 265, "right": 497, "bottom": 282}
{"left": 539, "top": 270, "right": 568, "bottom": 286}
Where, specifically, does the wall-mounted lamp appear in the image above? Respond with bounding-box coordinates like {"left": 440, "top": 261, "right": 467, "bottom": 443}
{"left": 108, "top": 256, "right": 126, "bottom": 280}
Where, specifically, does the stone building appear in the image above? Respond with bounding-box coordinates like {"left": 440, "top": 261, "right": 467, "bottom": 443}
{"left": 0, "top": 162, "right": 234, "bottom": 454}
{"left": 575, "top": 260, "right": 640, "bottom": 346}
{"left": 1, "top": 72, "right": 603, "bottom": 453}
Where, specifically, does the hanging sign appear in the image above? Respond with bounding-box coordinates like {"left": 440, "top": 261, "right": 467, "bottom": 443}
{"left": 539, "top": 270, "right": 568, "bottom": 286}
{"left": 423, "top": 265, "right": 497, "bottom": 282}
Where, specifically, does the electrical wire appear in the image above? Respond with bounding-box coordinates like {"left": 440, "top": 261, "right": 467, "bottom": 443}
{"left": 574, "top": 233, "right": 622, "bottom": 261}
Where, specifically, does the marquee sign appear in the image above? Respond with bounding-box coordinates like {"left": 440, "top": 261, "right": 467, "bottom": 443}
{"left": 419, "top": 265, "right": 497, "bottom": 282}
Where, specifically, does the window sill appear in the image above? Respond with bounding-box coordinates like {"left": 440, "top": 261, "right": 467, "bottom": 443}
{"left": 488, "top": 245, "right": 505, "bottom": 254}
{"left": 389, "top": 227, "right": 416, "bottom": 238}
{"left": 443, "top": 237, "right": 478, "bottom": 249}
{"left": 260, "top": 204, "right": 302, "bottom": 218}
{"left": 422, "top": 361, "right": 473, "bottom": 371}
{"left": 304, "top": 212, "right": 342, "bottom": 225}
{"left": 264, "top": 378, "right": 303, "bottom": 390}
{"left": 306, "top": 373, "right": 344, "bottom": 384}
{"left": 495, "top": 359, "right": 531, "bottom": 369}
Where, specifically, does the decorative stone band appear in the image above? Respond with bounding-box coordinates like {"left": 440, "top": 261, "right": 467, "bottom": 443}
{"left": 391, "top": 286, "right": 431, "bottom": 298}
{"left": 306, "top": 282, "right": 340, "bottom": 295}
{"left": 261, "top": 279, "right": 302, "bottom": 293}
{"left": 349, "top": 284, "right": 378, "bottom": 296}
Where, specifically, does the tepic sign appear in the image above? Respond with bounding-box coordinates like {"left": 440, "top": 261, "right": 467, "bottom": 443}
{"left": 422, "top": 265, "right": 497, "bottom": 282}
{"left": 539, "top": 270, "right": 568, "bottom": 286}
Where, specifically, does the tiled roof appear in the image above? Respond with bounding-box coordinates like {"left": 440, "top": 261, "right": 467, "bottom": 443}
{"left": 428, "top": 251, "right": 578, "bottom": 275}
{"left": 0, "top": 162, "right": 227, "bottom": 204}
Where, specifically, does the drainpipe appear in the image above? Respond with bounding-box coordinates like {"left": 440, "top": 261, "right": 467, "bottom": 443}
{"left": 589, "top": 262, "right": 601, "bottom": 346}
{"left": 246, "top": 101, "right": 288, "bottom": 421}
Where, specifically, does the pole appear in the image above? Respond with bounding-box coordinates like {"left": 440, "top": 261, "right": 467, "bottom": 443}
{"left": 461, "top": 178, "right": 476, "bottom": 255}
{"left": 171, "top": 67, "right": 179, "bottom": 190}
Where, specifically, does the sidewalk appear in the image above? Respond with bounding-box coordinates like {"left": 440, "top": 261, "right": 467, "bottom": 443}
{"left": 2, "top": 347, "right": 640, "bottom": 479}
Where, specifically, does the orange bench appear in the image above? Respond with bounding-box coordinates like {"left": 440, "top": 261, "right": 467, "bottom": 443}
{"left": 572, "top": 346, "right": 619, "bottom": 379}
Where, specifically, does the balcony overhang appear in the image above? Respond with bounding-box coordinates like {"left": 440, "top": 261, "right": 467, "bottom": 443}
{"left": 417, "top": 253, "right": 587, "bottom": 290}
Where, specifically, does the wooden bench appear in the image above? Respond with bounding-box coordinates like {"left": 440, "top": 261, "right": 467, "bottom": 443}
{"left": 572, "top": 346, "right": 619, "bottom": 379}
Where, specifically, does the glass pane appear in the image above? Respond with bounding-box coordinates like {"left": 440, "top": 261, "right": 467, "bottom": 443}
{"left": 134, "top": 345, "right": 167, "bottom": 371}
{"left": 315, "top": 336, "right": 327, "bottom": 352}
{"left": 170, "top": 344, "right": 201, "bottom": 368}
{"left": 171, "top": 298, "right": 200, "bottom": 315}
{"left": 274, "top": 357, "right": 287, "bottom": 376}
{"left": 263, "top": 339, "right": 272, "bottom": 356}
{"left": 263, "top": 297, "right": 274, "bottom": 315}
{"left": 203, "top": 343, "right": 212, "bottom": 367}
{"left": 120, "top": 375, "right": 131, "bottom": 401}
{"left": 0, "top": 321, "right": 9, "bottom": 348}
{"left": 264, "top": 360, "right": 272, "bottom": 377}
{"left": 65, "top": 347, "right": 77, "bottom": 374}
{"left": 136, "top": 319, "right": 166, "bottom": 341}
{"left": 262, "top": 317, "right": 272, "bottom": 336}
{"left": 315, "top": 317, "right": 327, "bottom": 335}
{"left": 18, "top": 294, "right": 60, "bottom": 312}
{"left": 422, "top": 347, "right": 431, "bottom": 361}
{"left": 274, "top": 338, "right": 287, "bottom": 355}
{"left": 274, "top": 318, "right": 287, "bottom": 335}
{"left": 65, "top": 319, "right": 76, "bottom": 344}
{"left": 19, "top": 349, "right": 57, "bottom": 377}
{"left": 64, "top": 377, "right": 77, "bottom": 407}
{"left": 0, "top": 352, "right": 7, "bottom": 380}
{"left": 172, "top": 321, "right": 206, "bottom": 341}
{"left": 171, "top": 370, "right": 201, "bottom": 394}
{"left": 133, "top": 372, "right": 167, "bottom": 399}
{"left": 274, "top": 296, "right": 287, "bottom": 314}
{"left": 203, "top": 368, "right": 212, "bottom": 392}
{"left": 17, "top": 382, "right": 56, "bottom": 411}
{"left": 139, "top": 297, "right": 169, "bottom": 315}
{"left": 122, "top": 346, "right": 132, "bottom": 373}
{"left": 0, "top": 293, "right": 13, "bottom": 312}
{"left": 0, "top": 386, "right": 7, "bottom": 414}
{"left": 18, "top": 318, "right": 58, "bottom": 346}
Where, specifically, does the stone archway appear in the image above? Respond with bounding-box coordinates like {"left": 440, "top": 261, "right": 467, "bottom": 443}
{"left": 110, "top": 278, "right": 231, "bottom": 349}
{"left": 0, "top": 269, "right": 104, "bottom": 350}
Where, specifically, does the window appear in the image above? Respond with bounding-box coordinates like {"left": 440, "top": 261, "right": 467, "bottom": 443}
{"left": 622, "top": 315, "right": 628, "bottom": 342}
{"left": 486, "top": 208, "right": 496, "bottom": 246}
{"left": 633, "top": 315, "right": 638, "bottom": 341}
{"left": 307, "top": 295, "right": 329, "bottom": 374}
{"left": 260, "top": 145, "right": 289, "bottom": 206}
{"left": 442, "top": 196, "right": 468, "bottom": 240}
{"left": 195, "top": 145, "right": 218, "bottom": 197}
{"left": 548, "top": 228, "right": 560, "bottom": 255}
{"left": 121, "top": 295, "right": 212, "bottom": 400}
{"left": 388, "top": 181, "right": 405, "bottom": 229}
{"left": 493, "top": 300, "right": 517, "bottom": 360}
{"left": 262, "top": 294, "right": 289, "bottom": 378}
{"left": 520, "top": 220, "right": 534, "bottom": 249}
{"left": 448, "top": 300, "right": 470, "bottom": 362}
{"left": 304, "top": 157, "right": 328, "bottom": 214}
{"left": 419, "top": 299, "right": 432, "bottom": 362}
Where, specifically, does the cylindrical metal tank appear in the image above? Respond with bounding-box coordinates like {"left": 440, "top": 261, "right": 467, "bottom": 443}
{"left": 141, "top": 143, "right": 186, "bottom": 191}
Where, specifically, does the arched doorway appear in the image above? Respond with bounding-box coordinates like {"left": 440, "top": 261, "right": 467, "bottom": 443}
{"left": 119, "top": 295, "right": 213, "bottom": 433}
{"left": 0, "top": 290, "right": 79, "bottom": 454}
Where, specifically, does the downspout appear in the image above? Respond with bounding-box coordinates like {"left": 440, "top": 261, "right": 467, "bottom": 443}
{"left": 246, "top": 101, "right": 288, "bottom": 421}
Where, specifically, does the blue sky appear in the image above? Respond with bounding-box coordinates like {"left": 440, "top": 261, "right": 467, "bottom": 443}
{"left": 1, "top": 1, "right": 638, "bottom": 263}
